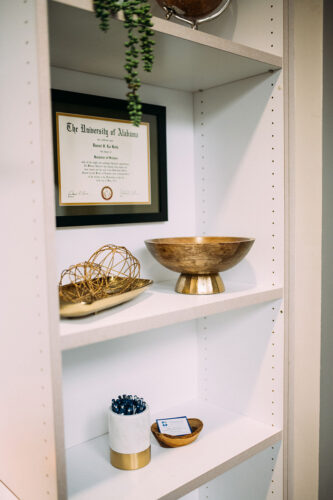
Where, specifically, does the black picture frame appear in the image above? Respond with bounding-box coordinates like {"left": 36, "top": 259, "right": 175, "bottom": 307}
{"left": 51, "top": 89, "right": 168, "bottom": 227}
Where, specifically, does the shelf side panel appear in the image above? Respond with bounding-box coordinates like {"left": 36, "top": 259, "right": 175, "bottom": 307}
{"left": 196, "top": 299, "right": 284, "bottom": 500}
{"left": 0, "top": 1, "right": 65, "bottom": 499}
{"left": 198, "top": 441, "right": 283, "bottom": 500}
{"left": 197, "top": 301, "right": 284, "bottom": 428}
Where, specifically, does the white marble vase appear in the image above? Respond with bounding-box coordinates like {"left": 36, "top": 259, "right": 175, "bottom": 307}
{"left": 108, "top": 406, "right": 151, "bottom": 470}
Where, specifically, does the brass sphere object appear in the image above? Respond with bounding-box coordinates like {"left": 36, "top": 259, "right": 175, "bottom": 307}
{"left": 155, "top": 0, "right": 232, "bottom": 29}
{"left": 155, "top": 0, "right": 223, "bottom": 20}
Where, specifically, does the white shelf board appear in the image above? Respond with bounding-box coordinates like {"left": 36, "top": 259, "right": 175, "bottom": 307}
{"left": 66, "top": 399, "right": 282, "bottom": 500}
{"left": 60, "top": 281, "right": 283, "bottom": 351}
{"left": 49, "top": 1, "right": 282, "bottom": 92}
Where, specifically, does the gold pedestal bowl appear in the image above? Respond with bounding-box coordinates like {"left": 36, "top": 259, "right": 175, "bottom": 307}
{"left": 145, "top": 237, "right": 255, "bottom": 295}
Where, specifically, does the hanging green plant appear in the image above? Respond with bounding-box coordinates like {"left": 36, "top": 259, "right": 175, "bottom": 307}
{"left": 94, "top": 0, "right": 155, "bottom": 127}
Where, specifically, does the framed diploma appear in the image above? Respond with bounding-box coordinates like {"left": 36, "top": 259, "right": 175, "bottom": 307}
{"left": 51, "top": 89, "right": 167, "bottom": 226}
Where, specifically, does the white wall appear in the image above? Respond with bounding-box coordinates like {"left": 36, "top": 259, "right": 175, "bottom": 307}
{"left": 319, "top": 0, "right": 333, "bottom": 497}
{"left": 288, "top": 1, "right": 323, "bottom": 499}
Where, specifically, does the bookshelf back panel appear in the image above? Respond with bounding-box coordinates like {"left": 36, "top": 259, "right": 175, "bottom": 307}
{"left": 194, "top": 70, "right": 284, "bottom": 288}
{"left": 52, "top": 67, "right": 196, "bottom": 282}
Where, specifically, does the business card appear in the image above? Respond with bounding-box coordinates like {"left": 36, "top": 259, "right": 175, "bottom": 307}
{"left": 156, "top": 416, "right": 192, "bottom": 436}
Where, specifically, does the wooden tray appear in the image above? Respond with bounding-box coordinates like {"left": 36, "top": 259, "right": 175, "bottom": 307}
{"left": 60, "top": 279, "right": 153, "bottom": 318}
{"left": 151, "top": 418, "right": 203, "bottom": 448}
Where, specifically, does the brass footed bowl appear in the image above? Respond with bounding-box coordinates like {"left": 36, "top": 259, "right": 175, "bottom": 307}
{"left": 145, "top": 237, "right": 254, "bottom": 295}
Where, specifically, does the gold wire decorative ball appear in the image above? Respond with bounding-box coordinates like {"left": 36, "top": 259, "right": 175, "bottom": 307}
{"left": 88, "top": 244, "right": 141, "bottom": 295}
{"left": 59, "top": 244, "right": 141, "bottom": 304}
{"left": 59, "top": 261, "right": 108, "bottom": 304}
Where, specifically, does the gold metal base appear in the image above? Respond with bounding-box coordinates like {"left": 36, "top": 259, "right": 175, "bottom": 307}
{"left": 175, "top": 273, "right": 225, "bottom": 295}
{"left": 110, "top": 446, "right": 151, "bottom": 470}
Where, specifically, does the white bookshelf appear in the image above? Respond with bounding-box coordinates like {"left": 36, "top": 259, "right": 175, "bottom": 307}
{"left": 1, "top": 1, "right": 286, "bottom": 499}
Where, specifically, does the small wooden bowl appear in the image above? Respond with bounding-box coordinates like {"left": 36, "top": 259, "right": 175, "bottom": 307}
{"left": 151, "top": 418, "right": 203, "bottom": 448}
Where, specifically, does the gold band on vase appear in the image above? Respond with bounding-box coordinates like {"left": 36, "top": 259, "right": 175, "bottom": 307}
{"left": 110, "top": 446, "right": 151, "bottom": 470}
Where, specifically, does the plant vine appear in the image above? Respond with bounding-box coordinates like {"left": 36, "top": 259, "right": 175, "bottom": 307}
{"left": 94, "top": 0, "right": 155, "bottom": 126}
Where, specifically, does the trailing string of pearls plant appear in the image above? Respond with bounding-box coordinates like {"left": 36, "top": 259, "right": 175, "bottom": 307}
{"left": 94, "top": 0, "right": 155, "bottom": 126}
